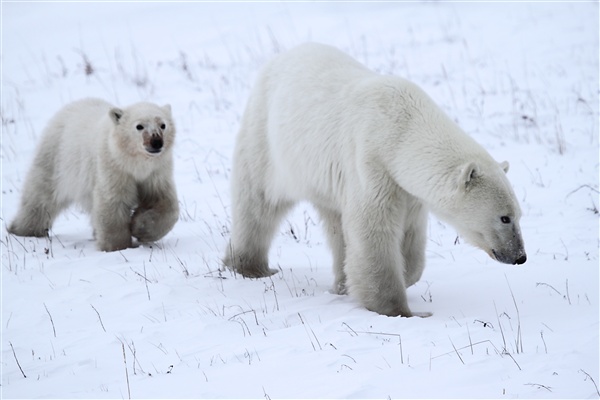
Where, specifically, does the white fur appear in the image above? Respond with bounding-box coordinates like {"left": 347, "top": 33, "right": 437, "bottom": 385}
{"left": 224, "top": 43, "right": 526, "bottom": 316}
{"left": 8, "top": 98, "right": 179, "bottom": 251}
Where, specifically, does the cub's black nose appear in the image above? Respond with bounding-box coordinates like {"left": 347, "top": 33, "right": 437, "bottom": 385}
{"left": 150, "top": 137, "right": 163, "bottom": 150}
{"left": 515, "top": 254, "right": 527, "bottom": 265}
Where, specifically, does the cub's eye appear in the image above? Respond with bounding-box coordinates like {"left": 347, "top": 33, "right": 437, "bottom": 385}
{"left": 136, "top": 124, "right": 144, "bottom": 131}
{"left": 500, "top": 216, "right": 511, "bottom": 224}
{"left": 160, "top": 123, "right": 166, "bottom": 130}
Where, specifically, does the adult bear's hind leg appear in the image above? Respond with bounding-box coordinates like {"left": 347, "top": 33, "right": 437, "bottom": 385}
{"left": 224, "top": 90, "right": 294, "bottom": 278}
{"left": 317, "top": 206, "right": 347, "bottom": 294}
{"left": 224, "top": 195, "right": 293, "bottom": 278}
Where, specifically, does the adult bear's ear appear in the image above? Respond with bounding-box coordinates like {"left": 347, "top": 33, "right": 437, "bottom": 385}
{"left": 162, "top": 104, "right": 172, "bottom": 114}
{"left": 459, "top": 161, "right": 478, "bottom": 189}
{"left": 499, "top": 160, "right": 510, "bottom": 174}
{"left": 109, "top": 108, "right": 124, "bottom": 125}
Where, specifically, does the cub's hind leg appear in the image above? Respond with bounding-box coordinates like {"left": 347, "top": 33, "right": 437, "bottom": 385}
{"left": 8, "top": 146, "right": 65, "bottom": 237}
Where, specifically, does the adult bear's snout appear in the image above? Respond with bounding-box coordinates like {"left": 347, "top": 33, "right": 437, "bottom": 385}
{"left": 514, "top": 254, "right": 527, "bottom": 265}
{"left": 492, "top": 249, "right": 527, "bottom": 265}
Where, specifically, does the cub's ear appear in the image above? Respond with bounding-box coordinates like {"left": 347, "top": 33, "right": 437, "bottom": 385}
{"left": 459, "top": 161, "right": 479, "bottom": 189}
{"left": 109, "top": 108, "right": 124, "bottom": 125}
{"left": 499, "top": 160, "right": 510, "bottom": 173}
{"left": 162, "top": 104, "right": 172, "bottom": 114}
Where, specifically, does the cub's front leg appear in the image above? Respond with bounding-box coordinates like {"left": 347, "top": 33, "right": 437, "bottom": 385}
{"left": 92, "top": 173, "right": 137, "bottom": 252}
{"left": 93, "top": 198, "right": 134, "bottom": 252}
{"left": 131, "top": 179, "right": 179, "bottom": 243}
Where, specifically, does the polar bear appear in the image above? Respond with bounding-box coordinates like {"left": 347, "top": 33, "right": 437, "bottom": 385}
{"left": 8, "top": 98, "right": 179, "bottom": 252}
{"left": 224, "top": 43, "right": 527, "bottom": 317}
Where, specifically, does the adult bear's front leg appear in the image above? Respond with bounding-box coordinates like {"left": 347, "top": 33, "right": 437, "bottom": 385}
{"left": 401, "top": 198, "right": 428, "bottom": 288}
{"left": 342, "top": 205, "right": 420, "bottom": 317}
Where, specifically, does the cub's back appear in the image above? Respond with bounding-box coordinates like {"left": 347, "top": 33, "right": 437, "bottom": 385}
{"left": 45, "top": 98, "right": 113, "bottom": 209}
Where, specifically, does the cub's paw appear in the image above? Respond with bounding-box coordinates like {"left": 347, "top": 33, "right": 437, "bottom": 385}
{"left": 131, "top": 208, "right": 160, "bottom": 243}
{"left": 97, "top": 235, "right": 132, "bottom": 252}
{"left": 8, "top": 223, "right": 49, "bottom": 238}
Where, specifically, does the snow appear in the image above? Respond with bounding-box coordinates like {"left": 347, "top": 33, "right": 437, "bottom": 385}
{"left": 1, "top": 2, "right": 598, "bottom": 399}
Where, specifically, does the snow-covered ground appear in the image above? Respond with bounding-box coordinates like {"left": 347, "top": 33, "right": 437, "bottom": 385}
{"left": 2, "top": 2, "right": 598, "bottom": 398}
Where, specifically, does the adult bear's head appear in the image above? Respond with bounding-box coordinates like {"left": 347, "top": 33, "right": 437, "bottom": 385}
{"left": 440, "top": 159, "right": 527, "bottom": 265}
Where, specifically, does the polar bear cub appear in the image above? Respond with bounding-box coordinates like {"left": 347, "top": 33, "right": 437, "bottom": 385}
{"left": 8, "top": 98, "right": 179, "bottom": 252}
{"left": 224, "top": 43, "right": 526, "bottom": 317}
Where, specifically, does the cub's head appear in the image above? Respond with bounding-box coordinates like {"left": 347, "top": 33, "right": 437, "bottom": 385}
{"left": 441, "top": 160, "right": 527, "bottom": 265}
{"left": 109, "top": 102, "right": 175, "bottom": 157}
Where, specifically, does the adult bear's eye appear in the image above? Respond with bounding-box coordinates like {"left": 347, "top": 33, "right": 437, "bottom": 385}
{"left": 500, "top": 216, "right": 511, "bottom": 224}
{"left": 136, "top": 124, "right": 144, "bottom": 131}
{"left": 160, "top": 123, "right": 166, "bottom": 130}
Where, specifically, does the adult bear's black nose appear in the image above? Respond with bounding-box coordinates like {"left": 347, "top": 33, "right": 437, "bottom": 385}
{"left": 515, "top": 254, "right": 527, "bottom": 265}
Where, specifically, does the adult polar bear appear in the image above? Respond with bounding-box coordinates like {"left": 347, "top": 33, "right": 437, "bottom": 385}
{"left": 224, "top": 43, "right": 526, "bottom": 317}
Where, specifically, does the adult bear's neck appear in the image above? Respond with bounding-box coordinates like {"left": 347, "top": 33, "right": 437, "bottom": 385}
{"left": 375, "top": 81, "right": 494, "bottom": 214}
